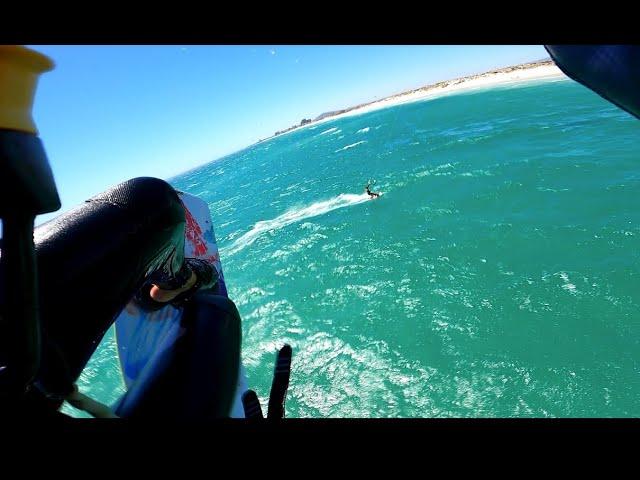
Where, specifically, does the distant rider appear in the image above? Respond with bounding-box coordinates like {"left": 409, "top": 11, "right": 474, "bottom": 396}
{"left": 365, "top": 181, "right": 380, "bottom": 198}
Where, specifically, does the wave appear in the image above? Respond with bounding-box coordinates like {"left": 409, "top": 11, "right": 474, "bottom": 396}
{"left": 335, "top": 140, "right": 366, "bottom": 153}
{"left": 224, "top": 193, "right": 371, "bottom": 256}
{"left": 319, "top": 127, "right": 339, "bottom": 135}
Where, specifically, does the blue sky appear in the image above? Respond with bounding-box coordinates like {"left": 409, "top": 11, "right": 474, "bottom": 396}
{"left": 27, "top": 45, "right": 548, "bottom": 223}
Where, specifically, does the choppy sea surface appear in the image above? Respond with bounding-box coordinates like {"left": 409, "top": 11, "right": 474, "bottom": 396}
{"left": 66, "top": 77, "right": 640, "bottom": 417}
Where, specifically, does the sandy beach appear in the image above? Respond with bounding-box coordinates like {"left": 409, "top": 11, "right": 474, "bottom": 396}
{"left": 269, "top": 60, "right": 566, "bottom": 141}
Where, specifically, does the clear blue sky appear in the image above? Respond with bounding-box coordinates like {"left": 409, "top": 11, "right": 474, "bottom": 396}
{"left": 27, "top": 45, "right": 548, "bottom": 224}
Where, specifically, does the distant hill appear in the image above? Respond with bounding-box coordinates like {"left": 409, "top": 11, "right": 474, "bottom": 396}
{"left": 314, "top": 109, "right": 349, "bottom": 122}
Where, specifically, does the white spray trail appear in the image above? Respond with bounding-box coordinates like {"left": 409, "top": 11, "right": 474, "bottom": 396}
{"left": 224, "top": 193, "right": 371, "bottom": 256}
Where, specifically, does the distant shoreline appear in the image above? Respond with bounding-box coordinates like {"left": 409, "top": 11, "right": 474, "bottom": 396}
{"left": 258, "top": 59, "right": 565, "bottom": 144}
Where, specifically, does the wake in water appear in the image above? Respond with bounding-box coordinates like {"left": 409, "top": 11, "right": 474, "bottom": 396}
{"left": 224, "top": 193, "right": 371, "bottom": 256}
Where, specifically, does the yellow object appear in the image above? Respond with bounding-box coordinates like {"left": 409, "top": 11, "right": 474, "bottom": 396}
{"left": 0, "top": 45, "right": 54, "bottom": 134}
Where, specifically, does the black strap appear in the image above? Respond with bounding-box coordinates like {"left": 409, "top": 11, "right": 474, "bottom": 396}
{"left": 241, "top": 344, "right": 293, "bottom": 420}
{"left": 241, "top": 390, "right": 263, "bottom": 419}
{"left": 267, "top": 344, "right": 292, "bottom": 419}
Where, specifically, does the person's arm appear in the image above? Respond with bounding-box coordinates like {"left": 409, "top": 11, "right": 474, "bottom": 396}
{"left": 65, "top": 385, "right": 119, "bottom": 418}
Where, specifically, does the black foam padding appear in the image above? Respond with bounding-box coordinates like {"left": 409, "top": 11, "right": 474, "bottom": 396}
{"left": 30, "top": 177, "right": 186, "bottom": 407}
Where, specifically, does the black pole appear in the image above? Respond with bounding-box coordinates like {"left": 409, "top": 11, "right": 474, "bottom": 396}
{"left": 0, "top": 129, "right": 60, "bottom": 404}
{"left": 0, "top": 214, "right": 39, "bottom": 392}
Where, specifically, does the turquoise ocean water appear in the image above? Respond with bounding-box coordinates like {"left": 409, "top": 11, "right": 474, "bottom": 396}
{"left": 66, "top": 77, "right": 640, "bottom": 417}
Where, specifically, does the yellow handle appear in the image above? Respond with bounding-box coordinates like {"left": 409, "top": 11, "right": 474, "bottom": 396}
{"left": 0, "top": 45, "right": 54, "bottom": 134}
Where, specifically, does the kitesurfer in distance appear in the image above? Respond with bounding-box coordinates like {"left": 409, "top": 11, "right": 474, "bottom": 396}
{"left": 365, "top": 181, "right": 380, "bottom": 199}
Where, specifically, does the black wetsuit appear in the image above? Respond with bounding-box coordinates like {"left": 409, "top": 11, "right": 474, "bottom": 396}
{"left": 7, "top": 177, "right": 240, "bottom": 417}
